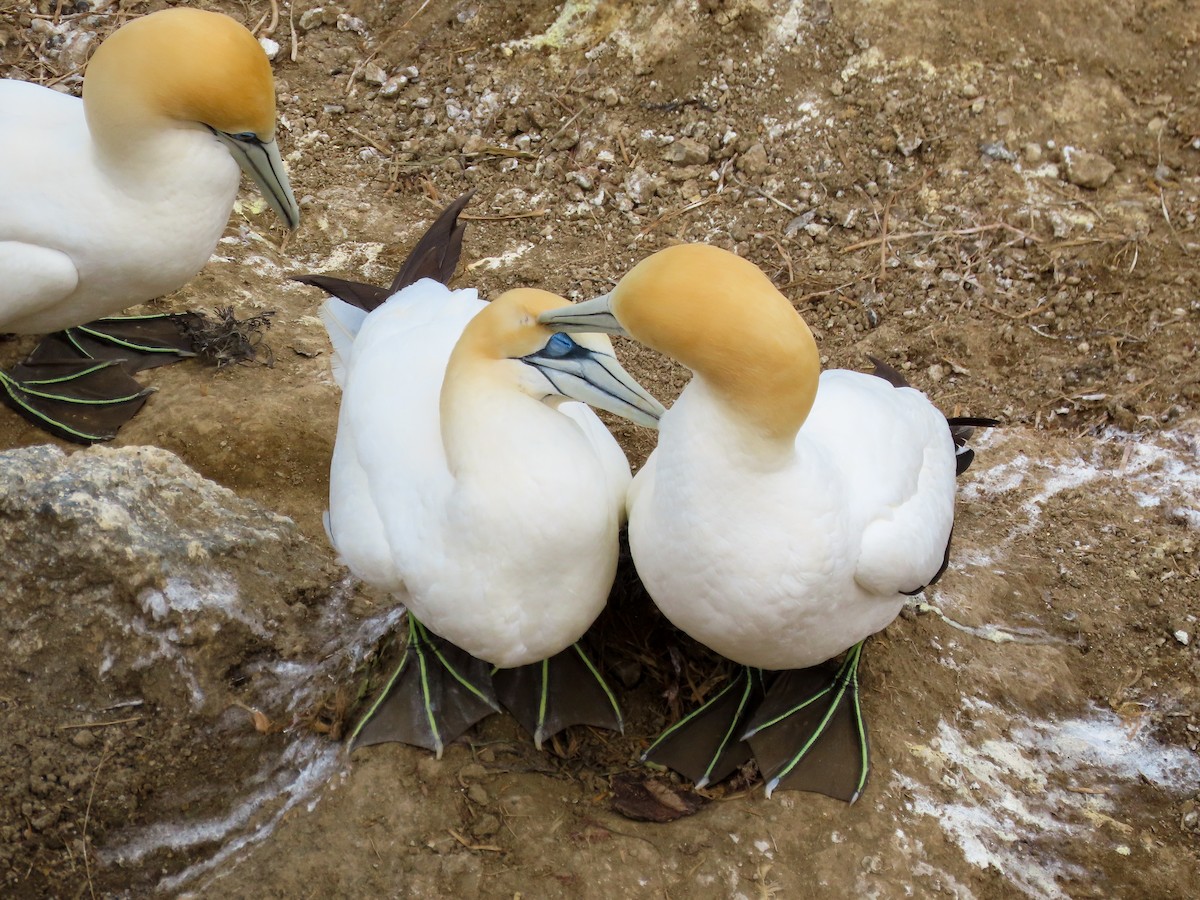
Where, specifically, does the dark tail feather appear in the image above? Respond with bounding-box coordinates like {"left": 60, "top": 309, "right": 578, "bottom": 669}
{"left": 948, "top": 414, "right": 1001, "bottom": 447}
{"left": 865, "top": 357, "right": 999, "bottom": 473}
{"left": 866, "top": 355, "right": 910, "bottom": 388}
{"left": 388, "top": 189, "right": 474, "bottom": 293}
{"left": 948, "top": 415, "right": 999, "bottom": 474}
{"left": 293, "top": 190, "right": 475, "bottom": 312}
{"left": 291, "top": 275, "right": 390, "bottom": 313}
{"left": 947, "top": 415, "right": 1002, "bottom": 428}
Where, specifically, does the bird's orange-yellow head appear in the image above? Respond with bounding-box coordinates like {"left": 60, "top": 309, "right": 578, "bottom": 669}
{"left": 444, "top": 288, "right": 664, "bottom": 430}
{"left": 542, "top": 244, "right": 821, "bottom": 441}
{"left": 81, "top": 9, "right": 299, "bottom": 228}
{"left": 84, "top": 8, "right": 276, "bottom": 137}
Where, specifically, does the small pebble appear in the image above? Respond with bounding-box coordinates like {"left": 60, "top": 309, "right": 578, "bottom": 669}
{"left": 1061, "top": 146, "right": 1115, "bottom": 189}
{"left": 472, "top": 813, "right": 501, "bottom": 838}
{"left": 362, "top": 63, "right": 387, "bottom": 86}
{"left": 458, "top": 763, "right": 488, "bottom": 781}
{"left": 981, "top": 142, "right": 1017, "bottom": 162}
{"left": 663, "top": 137, "right": 710, "bottom": 166}
{"left": 1174, "top": 630, "right": 1190, "bottom": 646}
{"left": 736, "top": 142, "right": 769, "bottom": 174}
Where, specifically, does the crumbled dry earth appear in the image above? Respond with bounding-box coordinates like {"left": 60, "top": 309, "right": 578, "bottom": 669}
{"left": 2, "top": 1, "right": 1199, "bottom": 897}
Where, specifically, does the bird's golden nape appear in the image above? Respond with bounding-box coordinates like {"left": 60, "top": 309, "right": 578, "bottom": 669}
{"left": 609, "top": 244, "right": 822, "bottom": 440}
{"left": 84, "top": 8, "right": 277, "bottom": 139}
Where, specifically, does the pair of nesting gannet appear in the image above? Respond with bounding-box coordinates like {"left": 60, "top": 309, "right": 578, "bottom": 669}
{"left": 299, "top": 196, "right": 665, "bottom": 753}
{"left": 1, "top": 8, "right": 298, "bottom": 442}
{"left": 538, "top": 244, "right": 995, "bottom": 801}
{"left": 307, "top": 204, "right": 991, "bottom": 795}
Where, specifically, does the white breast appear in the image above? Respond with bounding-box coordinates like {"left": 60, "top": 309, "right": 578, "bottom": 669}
{"left": 629, "top": 370, "right": 956, "bottom": 670}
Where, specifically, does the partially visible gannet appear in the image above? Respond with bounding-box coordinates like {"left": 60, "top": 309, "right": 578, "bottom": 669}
{"left": 0, "top": 8, "right": 299, "bottom": 442}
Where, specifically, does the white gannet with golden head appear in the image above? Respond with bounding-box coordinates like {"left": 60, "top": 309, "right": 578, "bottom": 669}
{"left": 0, "top": 8, "right": 299, "bottom": 442}
{"left": 298, "top": 198, "right": 665, "bottom": 756}
{"left": 539, "top": 243, "right": 995, "bottom": 800}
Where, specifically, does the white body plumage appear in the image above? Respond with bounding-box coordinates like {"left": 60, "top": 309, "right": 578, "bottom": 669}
{"left": 322, "top": 280, "right": 632, "bottom": 668}
{"left": 0, "top": 80, "right": 242, "bottom": 334}
{"left": 628, "top": 369, "right": 956, "bottom": 670}
{"left": 0, "top": 9, "right": 297, "bottom": 336}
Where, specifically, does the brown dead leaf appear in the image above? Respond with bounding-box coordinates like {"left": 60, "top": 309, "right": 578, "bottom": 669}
{"left": 609, "top": 772, "right": 707, "bottom": 823}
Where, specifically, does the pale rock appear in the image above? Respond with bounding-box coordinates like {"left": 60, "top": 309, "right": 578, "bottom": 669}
{"left": 663, "top": 137, "right": 710, "bottom": 166}
{"left": 736, "top": 142, "right": 770, "bottom": 174}
{"left": 1062, "top": 146, "right": 1115, "bottom": 189}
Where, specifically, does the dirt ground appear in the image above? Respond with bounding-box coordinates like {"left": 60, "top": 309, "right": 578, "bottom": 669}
{"left": 2, "top": 0, "right": 1199, "bottom": 897}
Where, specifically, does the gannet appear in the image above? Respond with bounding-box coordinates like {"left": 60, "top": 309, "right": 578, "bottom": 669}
{"left": 298, "top": 197, "right": 666, "bottom": 756}
{"left": 539, "top": 244, "right": 995, "bottom": 800}
{"left": 0, "top": 8, "right": 299, "bottom": 442}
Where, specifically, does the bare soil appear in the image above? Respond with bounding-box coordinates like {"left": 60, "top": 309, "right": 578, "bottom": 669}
{"left": 2, "top": 1, "right": 1199, "bottom": 897}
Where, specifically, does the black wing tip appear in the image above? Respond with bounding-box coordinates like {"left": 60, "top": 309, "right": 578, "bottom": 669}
{"left": 292, "top": 189, "right": 477, "bottom": 310}
{"left": 866, "top": 355, "right": 911, "bottom": 389}
{"left": 947, "top": 416, "right": 1001, "bottom": 428}
{"left": 291, "top": 274, "right": 391, "bottom": 313}
{"left": 388, "top": 189, "right": 477, "bottom": 294}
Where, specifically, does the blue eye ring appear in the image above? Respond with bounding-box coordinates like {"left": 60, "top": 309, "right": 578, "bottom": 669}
{"left": 544, "top": 332, "right": 576, "bottom": 358}
{"left": 230, "top": 131, "right": 260, "bottom": 143}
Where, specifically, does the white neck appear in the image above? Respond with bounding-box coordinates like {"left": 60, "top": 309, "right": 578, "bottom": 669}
{"left": 440, "top": 367, "right": 598, "bottom": 499}
{"left": 662, "top": 377, "right": 799, "bottom": 473}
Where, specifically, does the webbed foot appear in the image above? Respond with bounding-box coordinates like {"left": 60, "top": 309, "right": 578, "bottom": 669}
{"left": 641, "top": 666, "right": 766, "bottom": 789}
{"left": 493, "top": 643, "right": 623, "bottom": 749}
{"left": 743, "top": 642, "right": 870, "bottom": 803}
{"left": 29, "top": 313, "right": 200, "bottom": 374}
{"left": 0, "top": 358, "right": 153, "bottom": 443}
{"left": 349, "top": 616, "right": 500, "bottom": 757}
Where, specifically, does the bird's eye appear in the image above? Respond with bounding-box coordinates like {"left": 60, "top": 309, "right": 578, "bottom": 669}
{"left": 544, "top": 332, "right": 576, "bottom": 358}
{"left": 230, "top": 131, "right": 259, "bottom": 143}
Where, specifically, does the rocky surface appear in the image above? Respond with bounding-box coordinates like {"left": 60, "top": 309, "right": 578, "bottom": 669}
{"left": 0, "top": 446, "right": 381, "bottom": 896}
